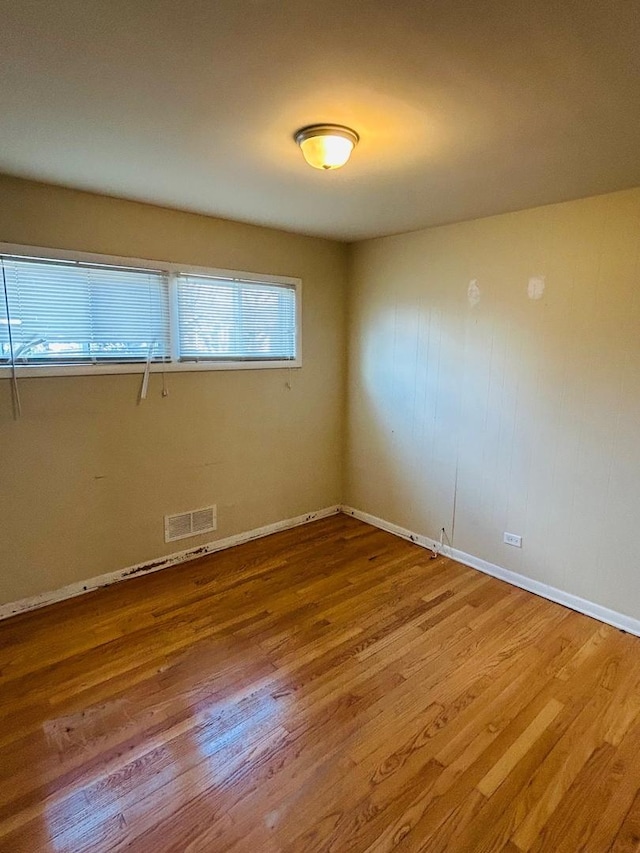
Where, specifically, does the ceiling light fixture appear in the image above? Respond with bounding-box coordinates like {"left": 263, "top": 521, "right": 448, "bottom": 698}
{"left": 294, "top": 124, "right": 359, "bottom": 171}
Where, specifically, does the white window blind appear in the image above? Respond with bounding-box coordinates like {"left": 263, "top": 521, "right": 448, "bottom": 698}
{"left": 0, "top": 256, "right": 170, "bottom": 364}
{"left": 177, "top": 275, "right": 297, "bottom": 361}
{"left": 0, "top": 244, "right": 302, "bottom": 378}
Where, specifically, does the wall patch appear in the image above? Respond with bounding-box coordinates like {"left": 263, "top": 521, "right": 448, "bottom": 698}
{"left": 468, "top": 279, "right": 481, "bottom": 307}
{"left": 528, "top": 275, "right": 545, "bottom": 300}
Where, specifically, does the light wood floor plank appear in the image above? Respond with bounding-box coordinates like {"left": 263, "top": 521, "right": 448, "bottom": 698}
{"left": 1, "top": 514, "right": 639, "bottom": 852}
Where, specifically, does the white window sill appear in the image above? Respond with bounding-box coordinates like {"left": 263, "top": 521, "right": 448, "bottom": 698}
{"left": 0, "top": 359, "right": 302, "bottom": 379}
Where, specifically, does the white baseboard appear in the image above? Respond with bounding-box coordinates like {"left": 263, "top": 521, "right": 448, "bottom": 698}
{"left": 341, "top": 505, "right": 640, "bottom": 638}
{"left": 340, "top": 506, "right": 442, "bottom": 553}
{"left": 5, "top": 503, "right": 639, "bottom": 639}
{"left": 0, "top": 505, "right": 341, "bottom": 621}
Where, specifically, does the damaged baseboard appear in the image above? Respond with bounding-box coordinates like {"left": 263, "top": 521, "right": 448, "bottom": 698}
{"left": 5, "top": 503, "right": 639, "bottom": 639}
{"left": 0, "top": 505, "right": 341, "bottom": 621}
{"left": 340, "top": 505, "right": 640, "bottom": 638}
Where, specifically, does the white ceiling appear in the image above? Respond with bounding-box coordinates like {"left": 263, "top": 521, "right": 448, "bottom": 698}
{"left": 2, "top": 0, "right": 640, "bottom": 241}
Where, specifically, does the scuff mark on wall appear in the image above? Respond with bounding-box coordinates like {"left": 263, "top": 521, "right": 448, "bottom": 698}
{"left": 528, "top": 275, "right": 545, "bottom": 300}
{"left": 468, "top": 279, "right": 481, "bottom": 307}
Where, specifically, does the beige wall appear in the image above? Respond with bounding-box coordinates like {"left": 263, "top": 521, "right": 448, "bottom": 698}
{"left": 347, "top": 188, "right": 640, "bottom": 620}
{"left": 0, "top": 176, "right": 347, "bottom": 604}
{"left": 3, "top": 175, "right": 639, "bottom": 622}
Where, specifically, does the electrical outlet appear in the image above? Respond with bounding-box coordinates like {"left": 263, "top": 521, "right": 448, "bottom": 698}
{"left": 503, "top": 532, "right": 522, "bottom": 548}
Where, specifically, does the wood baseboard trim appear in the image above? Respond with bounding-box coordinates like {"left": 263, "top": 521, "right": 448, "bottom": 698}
{"left": 340, "top": 505, "right": 640, "bottom": 638}
{"left": 5, "top": 503, "right": 638, "bottom": 638}
{"left": 0, "top": 505, "right": 341, "bottom": 621}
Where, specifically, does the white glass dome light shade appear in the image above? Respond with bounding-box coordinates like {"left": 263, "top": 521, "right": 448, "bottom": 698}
{"left": 299, "top": 134, "right": 353, "bottom": 170}
{"left": 295, "top": 125, "right": 359, "bottom": 170}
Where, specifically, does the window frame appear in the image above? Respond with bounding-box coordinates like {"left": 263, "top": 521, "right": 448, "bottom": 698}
{"left": 0, "top": 243, "right": 302, "bottom": 377}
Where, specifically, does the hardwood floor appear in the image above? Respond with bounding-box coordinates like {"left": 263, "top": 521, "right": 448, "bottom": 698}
{"left": 1, "top": 514, "right": 640, "bottom": 852}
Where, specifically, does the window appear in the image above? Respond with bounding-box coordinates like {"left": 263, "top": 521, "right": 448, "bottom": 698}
{"left": 0, "top": 245, "right": 301, "bottom": 376}
{"left": 1, "top": 256, "right": 170, "bottom": 365}
{"left": 177, "top": 275, "right": 296, "bottom": 362}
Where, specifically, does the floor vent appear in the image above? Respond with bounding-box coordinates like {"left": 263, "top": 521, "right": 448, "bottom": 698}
{"left": 164, "top": 505, "right": 217, "bottom": 542}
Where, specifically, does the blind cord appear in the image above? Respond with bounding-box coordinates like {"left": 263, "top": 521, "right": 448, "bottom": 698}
{"left": 1, "top": 260, "right": 21, "bottom": 419}
{"left": 139, "top": 340, "right": 156, "bottom": 402}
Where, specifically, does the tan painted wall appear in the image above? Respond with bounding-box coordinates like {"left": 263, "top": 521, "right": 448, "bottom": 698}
{"left": 347, "top": 188, "right": 640, "bottom": 620}
{"left": 3, "top": 176, "right": 639, "bottom": 621}
{"left": 0, "top": 176, "right": 347, "bottom": 604}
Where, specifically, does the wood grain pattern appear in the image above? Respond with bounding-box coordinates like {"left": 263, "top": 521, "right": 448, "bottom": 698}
{"left": 1, "top": 514, "right": 640, "bottom": 852}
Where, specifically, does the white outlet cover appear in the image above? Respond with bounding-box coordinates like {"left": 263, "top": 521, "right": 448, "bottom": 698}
{"left": 504, "top": 532, "right": 522, "bottom": 548}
